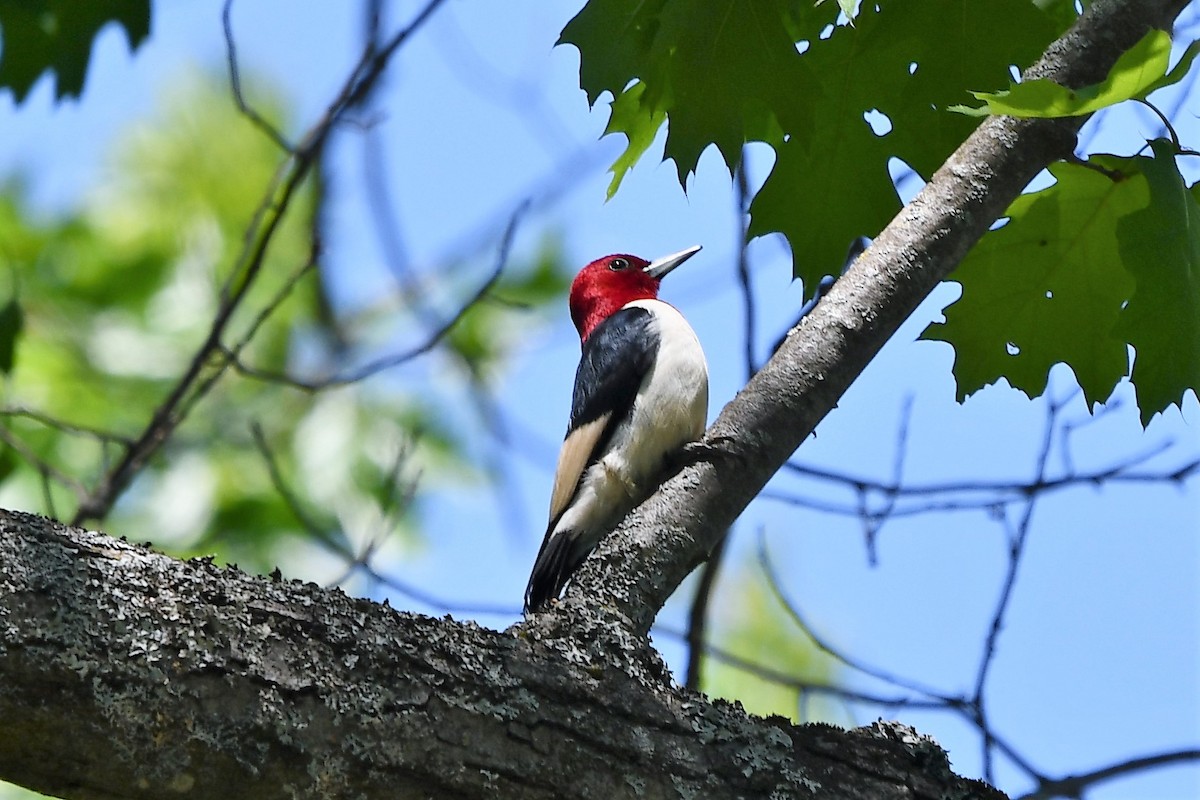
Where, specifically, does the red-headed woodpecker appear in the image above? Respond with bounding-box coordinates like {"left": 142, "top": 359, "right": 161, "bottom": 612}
{"left": 524, "top": 245, "right": 709, "bottom": 613}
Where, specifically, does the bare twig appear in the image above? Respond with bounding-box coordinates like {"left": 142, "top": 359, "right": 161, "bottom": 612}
{"left": 859, "top": 395, "right": 914, "bottom": 564}
{"left": 326, "top": 445, "right": 423, "bottom": 590}
{"left": 249, "top": 422, "right": 351, "bottom": 558}
{"left": 0, "top": 425, "right": 87, "bottom": 505}
{"left": 769, "top": 445, "right": 1195, "bottom": 520}
{"left": 227, "top": 201, "right": 526, "bottom": 391}
{"left": 733, "top": 163, "right": 757, "bottom": 378}
{"left": 756, "top": 529, "right": 1046, "bottom": 779}
{"left": 682, "top": 530, "right": 727, "bottom": 691}
{"left": 756, "top": 531, "right": 952, "bottom": 701}
{"left": 657, "top": 621, "right": 952, "bottom": 711}
{"left": 1018, "top": 748, "right": 1200, "bottom": 800}
{"left": 222, "top": 0, "right": 295, "bottom": 152}
{"left": 973, "top": 389, "right": 1063, "bottom": 782}
{"left": 0, "top": 406, "right": 133, "bottom": 447}
{"left": 70, "top": 0, "right": 450, "bottom": 527}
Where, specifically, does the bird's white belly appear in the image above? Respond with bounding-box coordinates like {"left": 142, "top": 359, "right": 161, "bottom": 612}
{"left": 555, "top": 299, "right": 708, "bottom": 546}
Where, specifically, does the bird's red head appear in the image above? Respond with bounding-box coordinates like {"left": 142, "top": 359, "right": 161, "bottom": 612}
{"left": 568, "top": 245, "right": 701, "bottom": 341}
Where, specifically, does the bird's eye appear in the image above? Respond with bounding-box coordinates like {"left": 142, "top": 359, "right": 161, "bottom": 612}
{"left": 608, "top": 257, "right": 630, "bottom": 271}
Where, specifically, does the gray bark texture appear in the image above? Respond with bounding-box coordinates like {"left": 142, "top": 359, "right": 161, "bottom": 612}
{"left": 2, "top": 510, "right": 999, "bottom": 799}
{"left": 0, "top": 0, "right": 1190, "bottom": 797}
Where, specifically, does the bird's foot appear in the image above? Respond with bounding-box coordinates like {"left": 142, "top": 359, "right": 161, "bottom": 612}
{"left": 672, "top": 435, "right": 744, "bottom": 470}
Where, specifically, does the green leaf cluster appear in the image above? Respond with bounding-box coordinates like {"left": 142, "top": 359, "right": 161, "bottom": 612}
{"left": 560, "top": 0, "right": 1066, "bottom": 288}
{"left": 0, "top": 0, "right": 150, "bottom": 103}
{"left": 934, "top": 23, "right": 1200, "bottom": 424}
{"left": 564, "top": 3, "right": 1200, "bottom": 423}
{"left": 923, "top": 141, "right": 1200, "bottom": 424}
{"left": 951, "top": 31, "right": 1200, "bottom": 118}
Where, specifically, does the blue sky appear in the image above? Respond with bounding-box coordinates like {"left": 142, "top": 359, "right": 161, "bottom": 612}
{"left": 0, "top": 2, "right": 1196, "bottom": 798}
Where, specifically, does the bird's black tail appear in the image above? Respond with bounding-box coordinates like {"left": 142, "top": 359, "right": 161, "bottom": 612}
{"left": 524, "top": 531, "right": 581, "bottom": 614}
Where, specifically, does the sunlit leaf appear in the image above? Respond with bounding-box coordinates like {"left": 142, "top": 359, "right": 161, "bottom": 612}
{"left": 603, "top": 82, "right": 667, "bottom": 199}
{"left": 818, "top": 0, "right": 860, "bottom": 23}
{"left": 950, "top": 30, "right": 1195, "bottom": 118}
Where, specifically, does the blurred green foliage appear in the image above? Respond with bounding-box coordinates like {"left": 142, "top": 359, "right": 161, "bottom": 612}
{"left": 702, "top": 560, "right": 837, "bottom": 723}
{"left": 0, "top": 72, "right": 570, "bottom": 581}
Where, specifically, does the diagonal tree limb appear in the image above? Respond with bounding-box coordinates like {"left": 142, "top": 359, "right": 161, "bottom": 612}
{"left": 545, "top": 0, "right": 1193, "bottom": 637}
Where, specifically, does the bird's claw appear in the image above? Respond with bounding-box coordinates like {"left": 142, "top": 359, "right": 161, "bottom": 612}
{"left": 673, "top": 436, "right": 744, "bottom": 469}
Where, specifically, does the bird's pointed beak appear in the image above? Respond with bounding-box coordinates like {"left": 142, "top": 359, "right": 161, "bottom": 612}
{"left": 644, "top": 245, "right": 702, "bottom": 279}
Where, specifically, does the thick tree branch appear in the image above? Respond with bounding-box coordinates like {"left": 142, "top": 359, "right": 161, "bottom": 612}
{"left": 554, "top": 0, "right": 1192, "bottom": 635}
{"left": 0, "top": 2, "right": 1191, "bottom": 797}
{"left": 0, "top": 509, "right": 1002, "bottom": 800}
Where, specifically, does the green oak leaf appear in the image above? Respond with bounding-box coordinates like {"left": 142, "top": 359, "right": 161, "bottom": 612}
{"left": 749, "top": 106, "right": 902, "bottom": 282}
{"left": 561, "top": 0, "right": 829, "bottom": 185}
{"left": 1114, "top": 139, "right": 1200, "bottom": 425}
{"left": 751, "top": 0, "right": 1059, "bottom": 284}
{"left": 558, "top": 0, "right": 667, "bottom": 108}
{"left": 0, "top": 0, "right": 150, "bottom": 103}
{"left": 922, "top": 156, "right": 1147, "bottom": 406}
{"left": 950, "top": 30, "right": 1198, "bottom": 118}
{"left": 1142, "top": 38, "right": 1200, "bottom": 96}
{"left": 603, "top": 82, "right": 667, "bottom": 198}
{"left": 562, "top": 0, "right": 1062, "bottom": 288}
{"left": 561, "top": 0, "right": 1060, "bottom": 287}
{"left": 647, "top": 0, "right": 823, "bottom": 180}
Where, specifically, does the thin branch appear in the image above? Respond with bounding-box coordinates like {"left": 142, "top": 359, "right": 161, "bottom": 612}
{"left": 355, "top": 0, "right": 429, "bottom": 301}
{"left": 734, "top": 162, "right": 757, "bottom": 379}
{"left": 655, "top": 622, "right": 953, "bottom": 712}
{"left": 227, "top": 201, "right": 526, "bottom": 391}
{"left": 772, "top": 440, "right": 1195, "bottom": 515}
{"left": 249, "top": 421, "right": 351, "bottom": 559}
{"left": 756, "top": 528, "right": 1046, "bottom": 780}
{"left": 756, "top": 530, "right": 953, "bottom": 701}
{"left": 859, "top": 395, "right": 914, "bottom": 564}
{"left": 0, "top": 425, "right": 87, "bottom": 503}
{"left": 0, "top": 406, "right": 133, "bottom": 447}
{"left": 325, "top": 440, "right": 423, "bottom": 590}
{"left": 973, "top": 388, "right": 1065, "bottom": 782}
{"left": 433, "top": 3, "right": 578, "bottom": 151}
{"left": 69, "top": 0, "right": 450, "bottom": 527}
{"left": 682, "top": 531, "right": 728, "bottom": 691}
{"left": 222, "top": 0, "right": 295, "bottom": 152}
{"left": 1018, "top": 749, "right": 1200, "bottom": 800}
{"left": 212, "top": 241, "right": 320, "bottom": 390}
{"left": 762, "top": 458, "right": 1200, "bottom": 519}
{"left": 251, "top": 419, "right": 500, "bottom": 618}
